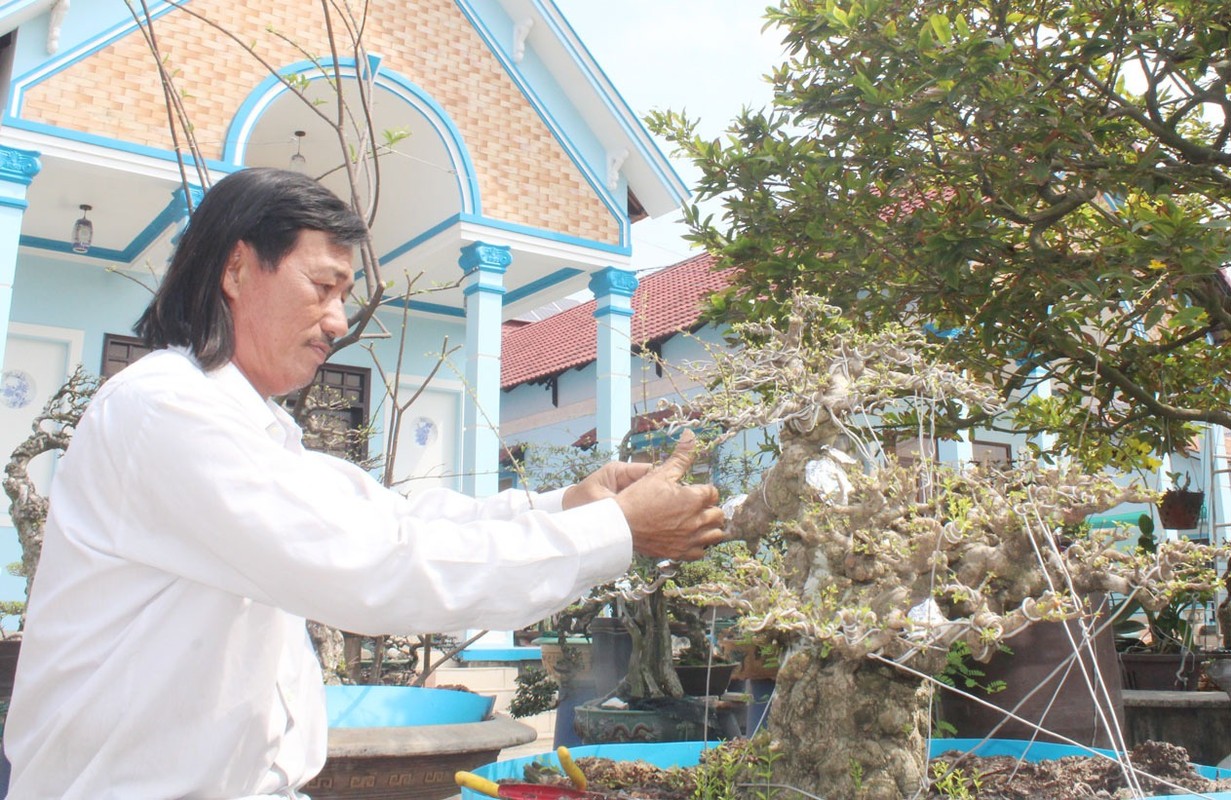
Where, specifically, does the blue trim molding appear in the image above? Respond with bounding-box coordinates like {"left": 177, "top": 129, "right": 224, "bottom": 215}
{"left": 0, "top": 144, "right": 41, "bottom": 185}
{"left": 453, "top": 0, "right": 629, "bottom": 247}
{"left": 504, "top": 267, "right": 583, "bottom": 305}
{"left": 379, "top": 212, "right": 629, "bottom": 267}
{"left": 459, "top": 241, "right": 511, "bottom": 298}
{"left": 530, "top": 0, "right": 688, "bottom": 205}
{"left": 589, "top": 265, "right": 638, "bottom": 298}
{"left": 223, "top": 59, "right": 480, "bottom": 215}
{"left": 7, "top": 0, "right": 180, "bottom": 118}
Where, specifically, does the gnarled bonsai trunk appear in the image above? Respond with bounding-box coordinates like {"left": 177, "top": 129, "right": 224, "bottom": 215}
{"left": 772, "top": 652, "right": 932, "bottom": 800}
{"left": 620, "top": 589, "right": 683, "bottom": 700}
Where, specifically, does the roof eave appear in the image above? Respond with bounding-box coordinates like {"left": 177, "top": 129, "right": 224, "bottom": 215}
{"left": 495, "top": 0, "right": 689, "bottom": 219}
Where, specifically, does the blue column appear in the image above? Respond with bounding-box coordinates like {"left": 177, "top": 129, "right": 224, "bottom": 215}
{"left": 169, "top": 184, "right": 204, "bottom": 248}
{"left": 0, "top": 146, "right": 41, "bottom": 368}
{"left": 458, "top": 242, "right": 510, "bottom": 497}
{"left": 589, "top": 267, "right": 638, "bottom": 457}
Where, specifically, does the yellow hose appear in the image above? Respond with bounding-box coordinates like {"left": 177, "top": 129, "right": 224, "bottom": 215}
{"left": 556, "top": 746, "right": 588, "bottom": 791}
{"left": 455, "top": 771, "right": 503, "bottom": 798}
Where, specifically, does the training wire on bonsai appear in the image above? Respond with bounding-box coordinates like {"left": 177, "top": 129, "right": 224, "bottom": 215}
{"left": 1113, "top": 513, "right": 1221, "bottom": 690}
{"left": 659, "top": 295, "right": 1226, "bottom": 800}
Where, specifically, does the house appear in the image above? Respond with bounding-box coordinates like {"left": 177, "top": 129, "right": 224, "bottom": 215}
{"left": 0, "top": 0, "right": 687, "bottom": 609}
{"left": 500, "top": 251, "right": 733, "bottom": 457}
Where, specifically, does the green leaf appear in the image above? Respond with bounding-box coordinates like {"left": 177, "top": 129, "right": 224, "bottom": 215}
{"left": 929, "top": 14, "right": 953, "bottom": 45}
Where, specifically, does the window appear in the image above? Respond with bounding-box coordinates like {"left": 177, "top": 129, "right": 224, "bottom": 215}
{"left": 101, "top": 334, "right": 153, "bottom": 378}
{"left": 885, "top": 432, "right": 938, "bottom": 467}
{"left": 971, "top": 439, "right": 1013, "bottom": 468}
{"left": 286, "top": 363, "right": 371, "bottom": 462}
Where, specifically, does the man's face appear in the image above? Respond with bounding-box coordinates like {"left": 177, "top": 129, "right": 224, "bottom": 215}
{"left": 222, "top": 229, "right": 355, "bottom": 398}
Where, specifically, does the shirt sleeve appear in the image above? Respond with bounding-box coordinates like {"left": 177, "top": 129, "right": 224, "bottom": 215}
{"left": 89, "top": 378, "right": 631, "bottom": 635}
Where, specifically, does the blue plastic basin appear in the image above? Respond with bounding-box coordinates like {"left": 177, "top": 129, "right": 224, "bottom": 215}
{"left": 325, "top": 685, "right": 495, "bottom": 729}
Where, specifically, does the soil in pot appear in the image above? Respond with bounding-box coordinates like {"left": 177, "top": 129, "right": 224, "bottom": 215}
{"left": 505, "top": 740, "right": 1231, "bottom": 800}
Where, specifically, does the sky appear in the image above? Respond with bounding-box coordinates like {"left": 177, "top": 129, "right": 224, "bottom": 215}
{"left": 553, "top": 1, "right": 786, "bottom": 273}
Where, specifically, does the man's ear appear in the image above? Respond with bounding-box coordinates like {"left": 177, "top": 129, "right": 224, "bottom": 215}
{"left": 220, "top": 242, "right": 250, "bottom": 301}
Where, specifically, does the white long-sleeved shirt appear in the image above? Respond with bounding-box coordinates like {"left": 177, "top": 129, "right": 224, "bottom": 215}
{"left": 4, "top": 348, "right": 632, "bottom": 799}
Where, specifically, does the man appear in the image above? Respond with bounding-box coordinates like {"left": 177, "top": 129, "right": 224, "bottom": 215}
{"left": 4, "top": 168, "right": 725, "bottom": 798}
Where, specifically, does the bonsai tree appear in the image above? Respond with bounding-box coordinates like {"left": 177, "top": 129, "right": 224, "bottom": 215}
{"left": 670, "top": 295, "right": 1223, "bottom": 800}
{"left": 1112, "top": 514, "right": 1214, "bottom": 656}
{"left": 2, "top": 366, "right": 101, "bottom": 622}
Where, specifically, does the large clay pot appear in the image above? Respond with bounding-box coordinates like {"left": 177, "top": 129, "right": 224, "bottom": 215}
{"left": 1118, "top": 651, "right": 1201, "bottom": 691}
{"left": 572, "top": 696, "right": 741, "bottom": 744}
{"left": 303, "top": 685, "right": 534, "bottom": 800}
{"left": 938, "top": 612, "right": 1125, "bottom": 749}
{"left": 573, "top": 699, "right": 710, "bottom": 744}
{"left": 588, "top": 618, "right": 631, "bottom": 699}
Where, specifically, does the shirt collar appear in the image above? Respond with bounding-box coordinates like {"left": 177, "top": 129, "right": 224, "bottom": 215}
{"left": 171, "top": 346, "right": 304, "bottom": 450}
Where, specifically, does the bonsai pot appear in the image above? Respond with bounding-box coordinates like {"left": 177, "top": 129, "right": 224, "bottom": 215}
{"left": 939, "top": 613, "right": 1125, "bottom": 748}
{"left": 572, "top": 696, "right": 741, "bottom": 744}
{"left": 303, "top": 685, "right": 534, "bottom": 800}
{"left": 1119, "top": 651, "right": 1202, "bottom": 691}
{"left": 673, "top": 662, "right": 738, "bottom": 697}
{"left": 1158, "top": 489, "right": 1204, "bottom": 530}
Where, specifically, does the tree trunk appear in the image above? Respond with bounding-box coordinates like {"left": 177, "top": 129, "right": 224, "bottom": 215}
{"left": 309, "top": 621, "right": 346, "bottom": 684}
{"left": 621, "top": 589, "right": 683, "bottom": 700}
{"left": 771, "top": 650, "right": 932, "bottom": 800}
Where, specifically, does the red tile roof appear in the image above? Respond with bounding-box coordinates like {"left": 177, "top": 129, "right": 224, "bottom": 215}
{"left": 501, "top": 252, "right": 734, "bottom": 388}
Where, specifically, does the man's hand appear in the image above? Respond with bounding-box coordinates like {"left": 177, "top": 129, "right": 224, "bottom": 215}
{"left": 562, "top": 460, "right": 652, "bottom": 509}
{"left": 612, "top": 432, "right": 726, "bottom": 562}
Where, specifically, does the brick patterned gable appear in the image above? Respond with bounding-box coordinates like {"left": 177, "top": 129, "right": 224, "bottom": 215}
{"left": 19, "top": 0, "right": 618, "bottom": 244}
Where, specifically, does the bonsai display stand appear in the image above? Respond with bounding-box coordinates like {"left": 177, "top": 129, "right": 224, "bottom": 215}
{"left": 1123, "top": 689, "right": 1231, "bottom": 766}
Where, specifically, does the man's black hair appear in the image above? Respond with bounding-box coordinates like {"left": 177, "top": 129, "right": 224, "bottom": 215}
{"left": 136, "top": 167, "right": 369, "bottom": 369}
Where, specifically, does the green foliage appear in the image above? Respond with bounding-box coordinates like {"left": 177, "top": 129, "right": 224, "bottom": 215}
{"left": 931, "top": 760, "right": 984, "bottom": 800}
{"left": 1166, "top": 470, "right": 1194, "bottom": 492}
{"left": 508, "top": 667, "right": 558, "bottom": 719}
{"left": 933, "top": 640, "right": 1008, "bottom": 737}
{"left": 848, "top": 758, "right": 864, "bottom": 791}
{"left": 1112, "top": 514, "right": 1216, "bottom": 653}
{"left": 648, "top": 0, "right": 1231, "bottom": 471}
{"left": 935, "top": 640, "right": 1009, "bottom": 696}
{"left": 691, "top": 734, "right": 781, "bottom": 800}
{"left": 0, "top": 600, "right": 25, "bottom": 633}
{"left": 507, "top": 443, "right": 615, "bottom": 493}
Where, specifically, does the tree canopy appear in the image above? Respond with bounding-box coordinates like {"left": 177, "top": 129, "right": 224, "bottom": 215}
{"left": 649, "top": 0, "right": 1231, "bottom": 470}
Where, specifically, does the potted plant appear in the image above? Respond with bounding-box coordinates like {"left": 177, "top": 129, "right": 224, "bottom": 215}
{"left": 1114, "top": 515, "right": 1221, "bottom": 691}
{"left": 566, "top": 547, "right": 753, "bottom": 745}
{"left": 659, "top": 296, "right": 1226, "bottom": 799}
{"left": 1157, "top": 472, "right": 1205, "bottom": 530}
